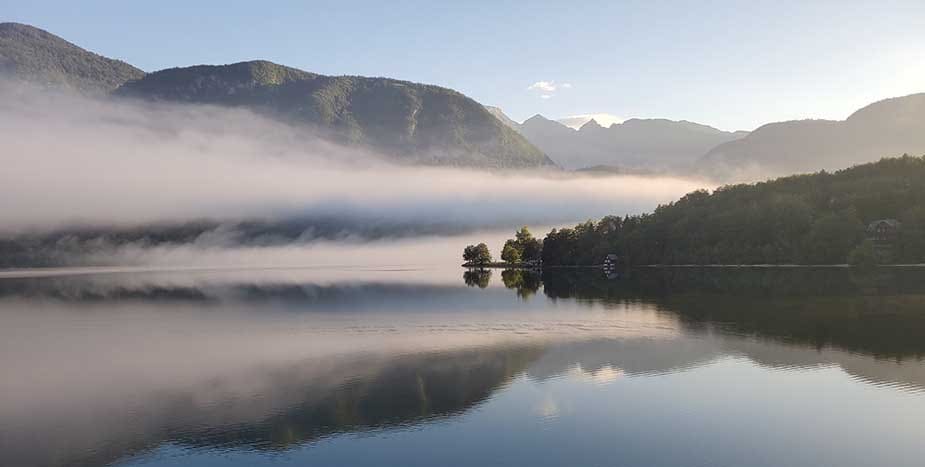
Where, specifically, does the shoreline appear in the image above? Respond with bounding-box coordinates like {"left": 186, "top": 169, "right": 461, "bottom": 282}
{"left": 464, "top": 263, "right": 925, "bottom": 270}
{"left": 639, "top": 264, "right": 925, "bottom": 268}
{"left": 461, "top": 262, "right": 544, "bottom": 269}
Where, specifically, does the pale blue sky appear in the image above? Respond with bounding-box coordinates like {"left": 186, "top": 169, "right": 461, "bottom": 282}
{"left": 5, "top": 0, "right": 925, "bottom": 130}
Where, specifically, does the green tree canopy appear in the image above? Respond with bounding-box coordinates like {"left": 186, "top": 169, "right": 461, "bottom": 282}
{"left": 500, "top": 226, "right": 543, "bottom": 263}
{"left": 538, "top": 156, "right": 925, "bottom": 266}
{"left": 501, "top": 240, "right": 522, "bottom": 264}
{"left": 463, "top": 243, "right": 493, "bottom": 265}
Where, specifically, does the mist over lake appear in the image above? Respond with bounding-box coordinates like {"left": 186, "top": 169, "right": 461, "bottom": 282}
{"left": 0, "top": 82, "right": 707, "bottom": 268}
{"left": 5, "top": 5, "right": 925, "bottom": 467}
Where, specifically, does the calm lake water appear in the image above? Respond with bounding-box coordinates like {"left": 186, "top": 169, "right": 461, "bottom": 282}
{"left": 2, "top": 265, "right": 925, "bottom": 467}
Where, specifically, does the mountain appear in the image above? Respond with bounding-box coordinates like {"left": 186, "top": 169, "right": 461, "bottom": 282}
{"left": 0, "top": 22, "right": 143, "bottom": 93}
{"left": 556, "top": 113, "right": 623, "bottom": 130}
{"left": 700, "top": 93, "right": 925, "bottom": 181}
{"left": 518, "top": 114, "right": 745, "bottom": 171}
{"left": 485, "top": 105, "right": 521, "bottom": 130}
{"left": 116, "top": 61, "right": 553, "bottom": 169}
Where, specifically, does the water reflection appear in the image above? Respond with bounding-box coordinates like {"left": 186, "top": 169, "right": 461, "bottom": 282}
{"left": 462, "top": 269, "right": 491, "bottom": 289}
{"left": 1, "top": 267, "right": 924, "bottom": 466}
{"left": 544, "top": 267, "right": 925, "bottom": 361}
{"left": 484, "top": 267, "right": 925, "bottom": 360}
{"left": 500, "top": 269, "right": 542, "bottom": 299}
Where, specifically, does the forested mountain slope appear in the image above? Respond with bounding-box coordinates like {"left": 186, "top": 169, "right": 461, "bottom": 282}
{"left": 0, "top": 22, "right": 143, "bottom": 93}
{"left": 117, "top": 61, "right": 553, "bottom": 168}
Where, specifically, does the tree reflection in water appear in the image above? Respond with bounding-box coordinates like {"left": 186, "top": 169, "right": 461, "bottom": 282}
{"left": 462, "top": 269, "right": 491, "bottom": 288}
{"left": 481, "top": 266, "right": 925, "bottom": 362}
{"left": 3, "top": 267, "right": 925, "bottom": 467}
{"left": 500, "top": 269, "right": 542, "bottom": 299}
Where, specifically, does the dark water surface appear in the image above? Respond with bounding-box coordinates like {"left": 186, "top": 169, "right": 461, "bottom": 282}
{"left": 2, "top": 266, "right": 925, "bottom": 467}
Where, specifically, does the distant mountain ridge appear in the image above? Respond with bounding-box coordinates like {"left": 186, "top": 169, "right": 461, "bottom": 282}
{"left": 700, "top": 93, "right": 925, "bottom": 180}
{"left": 2, "top": 23, "right": 551, "bottom": 169}
{"left": 509, "top": 111, "right": 745, "bottom": 171}
{"left": 7, "top": 22, "right": 925, "bottom": 177}
{"left": 485, "top": 105, "right": 522, "bottom": 130}
{"left": 556, "top": 113, "right": 624, "bottom": 130}
{"left": 115, "top": 61, "right": 554, "bottom": 168}
{"left": 492, "top": 92, "right": 925, "bottom": 182}
{"left": 0, "top": 22, "right": 143, "bottom": 93}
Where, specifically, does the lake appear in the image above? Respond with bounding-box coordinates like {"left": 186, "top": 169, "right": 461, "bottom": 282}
{"left": 2, "top": 265, "right": 925, "bottom": 467}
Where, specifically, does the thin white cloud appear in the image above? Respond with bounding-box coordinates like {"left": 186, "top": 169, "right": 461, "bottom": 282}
{"left": 527, "top": 81, "right": 556, "bottom": 92}
{"left": 527, "top": 80, "right": 572, "bottom": 97}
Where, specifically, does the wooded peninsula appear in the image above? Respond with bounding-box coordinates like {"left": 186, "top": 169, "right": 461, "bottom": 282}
{"left": 465, "top": 155, "right": 925, "bottom": 268}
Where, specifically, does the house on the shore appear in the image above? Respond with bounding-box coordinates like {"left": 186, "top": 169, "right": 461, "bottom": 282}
{"left": 867, "top": 219, "right": 902, "bottom": 242}
{"left": 866, "top": 219, "right": 902, "bottom": 263}
{"left": 603, "top": 254, "right": 620, "bottom": 278}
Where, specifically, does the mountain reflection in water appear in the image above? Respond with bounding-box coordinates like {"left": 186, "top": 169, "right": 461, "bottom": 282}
{"left": 1, "top": 266, "right": 924, "bottom": 467}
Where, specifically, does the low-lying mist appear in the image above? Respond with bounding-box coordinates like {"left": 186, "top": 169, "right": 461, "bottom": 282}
{"left": 0, "top": 81, "right": 708, "bottom": 267}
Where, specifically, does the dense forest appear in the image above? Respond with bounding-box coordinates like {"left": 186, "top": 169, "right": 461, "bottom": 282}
{"left": 539, "top": 155, "right": 925, "bottom": 266}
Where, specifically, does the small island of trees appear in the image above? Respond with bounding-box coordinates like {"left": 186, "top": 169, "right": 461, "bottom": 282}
{"left": 463, "top": 227, "right": 542, "bottom": 268}
{"left": 461, "top": 243, "right": 493, "bottom": 266}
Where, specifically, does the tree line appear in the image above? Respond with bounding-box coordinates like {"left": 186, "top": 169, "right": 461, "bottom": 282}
{"left": 468, "top": 155, "right": 925, "bottom": 267}
{"left": 544, "top": 155, "right": 925, "bottom": 266}
{"left": 463, "top": 227, "right": 542, "bottom": 266}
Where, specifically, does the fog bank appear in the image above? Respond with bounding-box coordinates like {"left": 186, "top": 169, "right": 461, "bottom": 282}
{"left": 0, "top": 82, "right": 708, "bottom": 266}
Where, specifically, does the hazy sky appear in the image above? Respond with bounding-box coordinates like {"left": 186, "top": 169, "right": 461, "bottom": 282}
{"left": 5, "top": 0, "right": 925, "bottom": 130}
